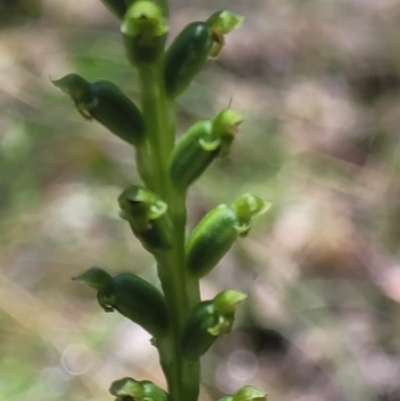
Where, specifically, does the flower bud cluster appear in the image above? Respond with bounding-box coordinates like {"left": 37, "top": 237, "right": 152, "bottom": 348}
{"left": 59, "top": 2, "right": 268, "bottom": 401}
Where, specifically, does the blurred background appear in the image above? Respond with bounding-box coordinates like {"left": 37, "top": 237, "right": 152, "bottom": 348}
{"left": 2, "top": 0, "right": 400, "bottom": 400}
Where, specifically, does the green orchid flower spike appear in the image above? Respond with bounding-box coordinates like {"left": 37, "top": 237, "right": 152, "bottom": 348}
{"left": 57, "top": 2, "right": 269, "bottom": 401}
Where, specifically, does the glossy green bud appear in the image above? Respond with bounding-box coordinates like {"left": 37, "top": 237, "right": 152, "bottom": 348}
{"left": 118, "top": 185, "right": 172, "bottom": 252}
{"left": 233, "top": 386, "right": 267, "bottom": 401}
{"left": 74, "top": 267, "right": 168, "bottom": 337}
{"left": 179, "top": 300, "right": 219, "bottom": 360}
{"left": 169, "top": 120, "right": 215, "bottom": 190}
{"left": 186, "top": 194, "right": 269, "bottom": 277}
{"left": 121, "top": 0, "right": 168, "bottom": 66}
{"left": 186, "top": 204, "right": 239, "bottom": 278}
{"left": 99, "top": 0, "right": 127, "bottom": 19}
{"left": 164, "top": 21, "right": 213, "bottom": 99}
{"left": 206, "top": 11, "right": 244, "bottom": 58}
{"left": 169, "top": 109, "right": 242, "bottom": 191}
{"left": 110, "top": 377, "right": 171, "bottom": 401}
{"left": 53, "top": 74, "right": 145, "bottom": 147}
{"left": 180, "top": 290, "right": 246, "bottom": 359}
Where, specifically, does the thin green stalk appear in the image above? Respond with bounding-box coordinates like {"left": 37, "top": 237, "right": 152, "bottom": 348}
{"left": 137, "top": 59, "right": 201, "bottom": 401}
{"left": 137, "top": 63, "right": 173, "bottom": 193}
{"left": 135, "top": 145, "right": 152, "bottom": 188}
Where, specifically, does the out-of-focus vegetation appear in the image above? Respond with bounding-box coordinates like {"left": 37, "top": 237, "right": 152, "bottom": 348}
{"left": 2, "top": 0, "right": 400, "bottom": 400}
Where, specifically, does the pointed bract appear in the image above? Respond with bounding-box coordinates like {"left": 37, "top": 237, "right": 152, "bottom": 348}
{"left": 72, "top": 266, "right": 113, "bottom": 291}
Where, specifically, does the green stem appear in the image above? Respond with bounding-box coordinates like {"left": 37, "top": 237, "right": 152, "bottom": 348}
{"left": 137, "top": 64, "right": 173, "bottom": 193}
{"left": 135, "top": 145, "right": 152, "bottom": 188}
{"left": 137, "top": 59, "right": 201, "bottom": 401}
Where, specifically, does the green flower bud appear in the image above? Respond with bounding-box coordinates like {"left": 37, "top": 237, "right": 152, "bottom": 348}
{"left": 186, "top": 204, "right": 239, "bottom": 278}
{"left": 206, "top": 10, "right": 244, "bottom": 58}
{"left": 207, "top": 290, "right": 246, "bottom": 336}
{"left": 186, "top": 194, "right": 269, "bottom": 277}
{"left": 74, "top": 267, "right": 168, "bottom": 337}
{"left": 232, "top": 193, "right": 271, "bottom": 235}
{"left": 110, "top": 377, "right": 171, "bottom": 401}
{"left": 179, "top": 301, "right": 219, "bottom": 360}
{"left": 99, "top": 0, "right": 128, "bottom": 19}
{"left": 233, "top": 386, "right": 267, "bottom": 401}
{"left": 164, "top": 21, "right": 213, "bottom": 99}
{"left": 118, "top": 185, "right": 172, "bottom": 252}
{"left": 169, "top": 120, "right": 215, "bottom": 190}
{"left": 180, "top": 290, "right": 245, "bottom": 359}
{"left": 169, "top": 109, "right": 242, "bottom": 191}
{"left": 213, "top": 289, "right": 247, "bottom": 316}
{"left": 211, "top": 108, "right": 243, "bottom": 155}
{"left": 121, "top": 0, "right": 168, "bottom": 66}
{"left": 53, "top": 74, "right": 145, "bottom": 147}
